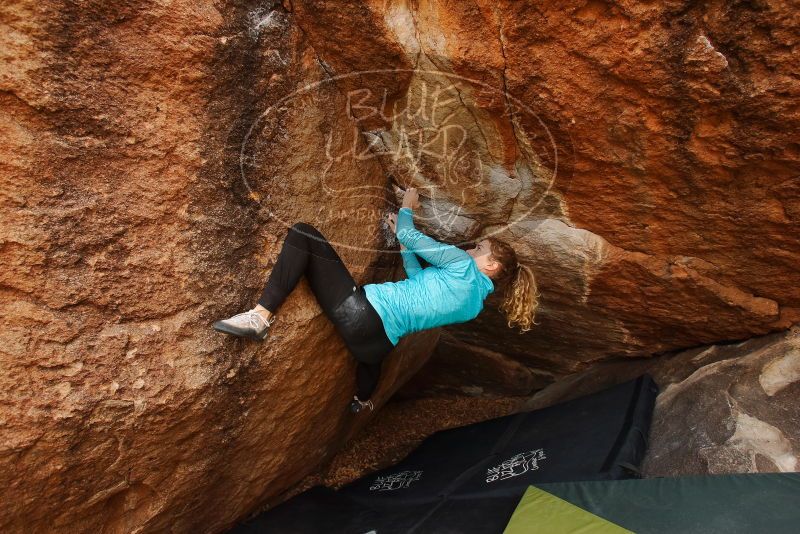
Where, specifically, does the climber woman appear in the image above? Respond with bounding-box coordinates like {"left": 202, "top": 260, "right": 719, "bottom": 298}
{"left": 212, "top": 187, "right": 540, "bottom": 414}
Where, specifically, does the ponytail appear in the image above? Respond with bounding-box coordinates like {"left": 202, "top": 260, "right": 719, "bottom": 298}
{"left": 499, "top": 262, "right": 540, "bottom": 333}
{"left": 487, "top": 238, "right": 541, "bottom": 333}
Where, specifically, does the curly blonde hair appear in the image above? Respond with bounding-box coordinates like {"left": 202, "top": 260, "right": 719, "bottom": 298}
{"left": 486, "top": 237, "right": 541, "bottom": 333}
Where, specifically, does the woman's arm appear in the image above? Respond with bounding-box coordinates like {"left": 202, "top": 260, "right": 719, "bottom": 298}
{"left": 386, "top": 211, "right": 423, "bottom": 278}
{"left": 400, "top": 245, "right": 423, "bottom": 278}
{"left": 396, "top": 207, "right": 471, "bottom": 267}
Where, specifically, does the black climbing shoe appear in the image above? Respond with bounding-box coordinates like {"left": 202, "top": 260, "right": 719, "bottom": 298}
{"left": 212, "top": 309, "right": 274, "bottom": 341}
{"left": 349, "top": 395, "right": 375, "bottom": 413}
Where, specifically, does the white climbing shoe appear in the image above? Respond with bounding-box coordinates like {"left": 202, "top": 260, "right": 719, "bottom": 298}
{"left": 212, "top": 309, "right": 275, "bottom": 341}
{"left": 349, "top": 395, "right": 375, "bottom": 414}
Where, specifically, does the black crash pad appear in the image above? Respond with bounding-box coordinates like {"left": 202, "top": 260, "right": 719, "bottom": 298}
{"left": 231, "top": 374, "right": 658, "bottom": 534}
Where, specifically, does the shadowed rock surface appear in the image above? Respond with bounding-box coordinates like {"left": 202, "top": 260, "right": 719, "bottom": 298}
{"left": 513, "top": 326, "right": 799, "bottom": 476}
{"left": 642, "top": 325, "right": 800, "bottom": 475}
{"left": 253, "top": 326, "right": 799, "bottom": 523}
{"left": 1, "top": 0, "right": 799, "bottom": 532}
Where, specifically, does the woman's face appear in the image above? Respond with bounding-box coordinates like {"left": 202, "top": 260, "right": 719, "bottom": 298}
{"left": 467, "top": 239, "right": 500, "bottom": 277}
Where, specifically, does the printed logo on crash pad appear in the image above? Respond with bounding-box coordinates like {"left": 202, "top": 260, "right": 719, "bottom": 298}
{"left": 369, "top": 470, "right": 423, "bottom": 491}
{"left": 487, "top": 449, "right": 546, "bottom": 483}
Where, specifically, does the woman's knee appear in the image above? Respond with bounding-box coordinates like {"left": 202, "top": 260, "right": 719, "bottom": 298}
{"left": 290, "top": 222, "right": 321, "bottom": 236}
{"left": 286, "top": 222, "right": 317, "bottom": 242}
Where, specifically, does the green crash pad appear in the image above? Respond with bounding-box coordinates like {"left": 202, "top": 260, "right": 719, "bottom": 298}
{"left": 504, "top": 473, "right": 800, "bottom": 534}
{"left": 504, "top": 485, "right": 633, "bottom": 534}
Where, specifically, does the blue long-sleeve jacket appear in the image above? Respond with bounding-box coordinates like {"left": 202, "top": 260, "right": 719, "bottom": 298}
{"left": 363, "top": 207, "right": 494, "bottom": 346}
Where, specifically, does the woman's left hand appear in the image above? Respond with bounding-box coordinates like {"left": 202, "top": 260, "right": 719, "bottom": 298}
{"left": 385, "top": 212, "right": 406, "bottom": 250}
{"left": 385, "top": 212, "right": 397, "bottom": 234}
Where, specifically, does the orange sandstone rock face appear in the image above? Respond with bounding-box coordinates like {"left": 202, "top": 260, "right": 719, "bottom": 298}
{"left": 2, "top": 0, "right": 800, "bottom": 532}
{"left": 0, "top": 1, "right": 429, "bottom": 532}
{"left": 291, "top": 0, "right": 799, "bottom": 391}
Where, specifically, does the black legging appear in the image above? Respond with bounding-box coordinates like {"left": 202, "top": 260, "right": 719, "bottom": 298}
{"left": 258, "top": 222, "right": 394, "bottom": 400}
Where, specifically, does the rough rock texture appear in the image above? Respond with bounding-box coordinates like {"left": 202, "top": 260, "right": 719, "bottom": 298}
{"left": 395, "top": 330, "right": 550, "bottom": 399}
{"left": 642, "top": 325, "right": 800, "bottom": 475}
{"left": 2, "top": 0, "right": 800, "bottom": 532}
{"left": 513, "top": 326, "right": 799, "bottom": 476}
{"left": 292, "top": 0, "right": 800, "bottom": 387}
{"left": 0, "top": 1, "right": 433, "bottom": 532}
